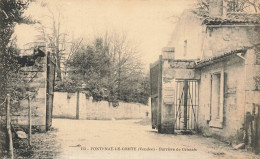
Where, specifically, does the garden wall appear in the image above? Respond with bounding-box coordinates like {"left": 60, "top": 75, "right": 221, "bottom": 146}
{"left": 53, "top": 92, "right": 150, "bottom": 120}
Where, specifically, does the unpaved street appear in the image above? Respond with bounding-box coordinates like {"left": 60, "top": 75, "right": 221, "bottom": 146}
{"left": 47, "top": 118, "right": 260, "bottom": 159}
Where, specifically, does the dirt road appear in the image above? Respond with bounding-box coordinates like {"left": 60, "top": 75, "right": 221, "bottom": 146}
{"left": 47, "top": 118, "right": 260, "bottom": 159}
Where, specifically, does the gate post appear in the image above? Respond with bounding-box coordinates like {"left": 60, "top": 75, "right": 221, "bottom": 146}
{"left": 183, "top": 80, "right": 188, "bottom": 130}
{"left": 6, "top": 94, "right": 13, "bottom": 159}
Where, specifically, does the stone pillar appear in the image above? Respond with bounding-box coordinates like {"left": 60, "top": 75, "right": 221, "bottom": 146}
{"left": 162, "top": 47, "right": 175, "bottom": 60}
{"left": 160, "top": 48, "right": 175, "bottom": 134}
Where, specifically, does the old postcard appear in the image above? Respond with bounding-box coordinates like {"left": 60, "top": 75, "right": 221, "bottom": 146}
{"left": 0, "top": 0, "right": 260, "bottom": 158}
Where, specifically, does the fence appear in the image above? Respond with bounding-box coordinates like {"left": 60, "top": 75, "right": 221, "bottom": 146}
{"left": 0, "top": 94, "right": 33, "bottom": 159}
{"left": 53, "top": 92, "right": 150, "bottom": 120}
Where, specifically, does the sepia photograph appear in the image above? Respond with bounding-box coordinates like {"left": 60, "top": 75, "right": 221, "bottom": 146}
{"left": 0, "top": 0, "right": 260, "bottom": 158}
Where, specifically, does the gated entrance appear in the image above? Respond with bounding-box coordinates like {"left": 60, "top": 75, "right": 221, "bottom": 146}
{"left": 150, "top": 51, "right": 200, "bottom": 134}
{"left": 174, "top": 80, "right": 199, "bottom": 131}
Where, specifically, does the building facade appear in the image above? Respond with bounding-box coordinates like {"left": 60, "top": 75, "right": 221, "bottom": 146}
{"left": 150, "top": 0, "right": 260, "bottom": 153}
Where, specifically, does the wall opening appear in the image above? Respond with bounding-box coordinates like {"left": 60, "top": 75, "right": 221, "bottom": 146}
{"left": 211, "top": 73, "right": 221, "bottom": 120}
{"left": 209, "top": 70, "right": 224, "bottom": 128}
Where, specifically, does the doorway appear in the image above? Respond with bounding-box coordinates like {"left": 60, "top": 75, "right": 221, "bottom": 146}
{"left": 174, "top": 80, "right": 199, "bottom": 131}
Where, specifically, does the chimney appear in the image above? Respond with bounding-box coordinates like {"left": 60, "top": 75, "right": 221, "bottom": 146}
{"left": 223, "top": 0, "right": 227, "bottom": 18}
{"left": 162, "top": 47, "right": 175, "bottom": 60}
{"left": 209, "top": 0, "right": 224, "bottom": 17}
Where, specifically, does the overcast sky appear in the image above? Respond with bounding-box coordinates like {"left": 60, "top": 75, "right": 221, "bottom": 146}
{"left": 14, "top": 0, "right": 195, "bottom": 71}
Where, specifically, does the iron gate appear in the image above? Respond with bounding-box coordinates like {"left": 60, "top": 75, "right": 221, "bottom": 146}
{"left": 174, "top": 80, "right": 199, "bottom": 131}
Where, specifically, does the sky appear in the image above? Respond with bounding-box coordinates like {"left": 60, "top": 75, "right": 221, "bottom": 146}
{"left": 14, "top": 0, "right": 195, "bottom": 71}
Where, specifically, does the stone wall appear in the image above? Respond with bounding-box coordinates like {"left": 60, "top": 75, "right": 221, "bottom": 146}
{"left": 0, "top": 57, "right": 47, "bottom": 132}
{"left": 245, "top": 49, "right": 260, "bottom": 112}
{"left": 159, "top": 58, "right": 199, "bottom": 133}
{"left": 167, "top": 10, "right": 204, "bottom": 60}
{"left": 53, "top": 92, "right": 150, "bottom": 120}
{"left": 204, "top": 26, "right": 259, "bottom": 58}
{"left": 197, "top": 47, "right": 260, "bottom": 146}
{"left": 198, "top": 55, "right": 245, "bottom": 144}
{"left": 167, "top": 10, "right": 260, "bottom": 60}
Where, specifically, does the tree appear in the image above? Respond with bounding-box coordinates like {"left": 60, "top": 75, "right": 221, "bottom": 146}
{"left": 226, "top": 0, "right": 260, "bottom": 13}
{"left": 33, "top": 2, "right": 67, "bottom": 81}
{"left": 66, "top": 38, "right": 111, "bottom": 101}
{"left": 120, "top": 71, "right": 150, "bottom": 105}
{"left": 101, "top": 32, "right": 143, "bottom": 101}
{"left": 66, "top": 32, "right": 150, "bottom": 104}
{"left": 0, "top": 0, "right": 34, "bottom": 100}
{"left": 0, "top": 1, "right": 33, "bottom": 157}
{"left": 197, "top": 0, "right": 260, "bottom": 13}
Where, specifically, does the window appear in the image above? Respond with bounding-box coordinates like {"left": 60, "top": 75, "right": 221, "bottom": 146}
{"left": 211, "top": 73, "right": 221, "bottom": 119}
{"left": 209, "top": 70, "right": 224, "bottom": 128}
{"left": 184, "top": 40, "right": 187, "bottom": 56}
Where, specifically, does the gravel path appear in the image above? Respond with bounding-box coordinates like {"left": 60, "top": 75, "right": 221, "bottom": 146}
{"left": 52, "top": 118, "right": 259, "bottom": 159}
{"left": 11, "top": 118, "right": 260, "bottom": 159}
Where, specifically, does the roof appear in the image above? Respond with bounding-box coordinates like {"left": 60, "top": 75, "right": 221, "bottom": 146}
{"left": 195, "top": 49, "right": 247, "bottom": 68}
{"left": 192, "top": 9, "right": 260, "bottom": 25}
{"left": 195, "top": 43, "right": 260, "bottom": 68}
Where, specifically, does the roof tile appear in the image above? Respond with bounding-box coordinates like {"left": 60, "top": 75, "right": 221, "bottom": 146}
{"left": 193, "top": 9, "right": 260, "bottom": 25}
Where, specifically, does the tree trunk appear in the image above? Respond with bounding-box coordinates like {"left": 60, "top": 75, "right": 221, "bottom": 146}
{"left": 118, "top": 66, "right": 121, "bottom": 100}
{"left": 53, "top": 14, "right": 62, "bottom": 82}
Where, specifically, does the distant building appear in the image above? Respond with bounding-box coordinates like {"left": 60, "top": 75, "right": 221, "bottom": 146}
{"left": 150, "top": 0, "right": 260, "bottom": 153}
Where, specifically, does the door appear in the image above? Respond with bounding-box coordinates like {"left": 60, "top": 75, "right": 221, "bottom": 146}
{"left": 174, "top": 80, "right": 198, "bottom": 131}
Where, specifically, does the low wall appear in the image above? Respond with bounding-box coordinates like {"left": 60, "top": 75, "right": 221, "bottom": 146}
{"left": 53, "top": 92, "right": 150, "bottom": 120}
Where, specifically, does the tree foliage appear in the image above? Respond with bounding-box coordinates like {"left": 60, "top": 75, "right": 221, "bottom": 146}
{"left": 63, "top": 38, "right": 111, "bottom": 100}
{"left": 197, "top": 0, "right": 260, "bottom": 13}
{"left": 61, "top": 33, "right": 150, "bottom": 105}
{"left": 0, "top": 0, "right": 33, "bottom": 100}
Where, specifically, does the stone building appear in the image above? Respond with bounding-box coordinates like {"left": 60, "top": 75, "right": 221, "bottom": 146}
{"left": 150, "top": 0, "right": 260, "bottom": 153}
{"left": 0, "top": 48, "right": 56, "bottom": 132}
